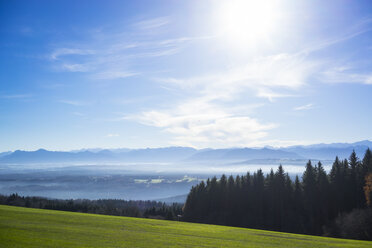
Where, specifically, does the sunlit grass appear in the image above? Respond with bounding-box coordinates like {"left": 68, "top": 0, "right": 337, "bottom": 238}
{"left": 0, "top": 205, "right": 371, "bottom": 248}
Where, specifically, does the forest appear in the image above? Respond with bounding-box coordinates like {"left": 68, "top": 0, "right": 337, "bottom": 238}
{"left": 0, "top": 194, "right": 182, "bottom": 220}
{"left": 183, "top": 149, "right": 372, "bottom": 240}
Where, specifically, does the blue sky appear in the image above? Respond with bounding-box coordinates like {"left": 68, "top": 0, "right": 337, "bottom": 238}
{"left": 1, "top": 0, "right": 372, "bottom": 151}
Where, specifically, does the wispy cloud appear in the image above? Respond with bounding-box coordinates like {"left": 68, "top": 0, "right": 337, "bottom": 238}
{"left": 46, "top": 12, "right": 372, "bottom": 148}
{"left": 299, "top": 18, "right": 372, "bottom": 55}
{"left": 0, "top": 94, "right": 33, "bottom": 99}
{"left": 61, "top": 63, "right": 91, "bottom": 72}
{"left": 72, "top": 112, "right": 85, "bottom": 116}
{"left": 321, "top": 66, "right": 372, "bottom": 85}
{"left": 106, "top": 133, "right": 120, "bottom": 138}
{"left": 294, "top": 103, "right": 314, "bottom": 111}
{"left": 93, "top": 71, "right": 138, "bottom": 80}
{"left": 158, "top": 53, "right": 315, "bottom": 101}
{"left": 299, "top": 18, "right": 372, "bottom": 86}
{"left": 126, "top": 97, "right": 274, "bottom": 148}
{"left": 51, "top": 48, "right": 95, "bottom": 60}
{"left": 128, "top": 18, "right": 372, "bottom": 147}
{"left": 133, "top": 17, "right": 170, "bottom": 30}
{"left": 48, "top": 16, "right": 209, "bottom": 80}
{"left": 256, "top": 88, "right": 296, "bottom": 102}
{"left": 58, "top": 100, "right": 89, "bottom": 106}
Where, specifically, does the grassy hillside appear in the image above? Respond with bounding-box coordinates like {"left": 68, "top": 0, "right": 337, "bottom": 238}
{"left": 0, "top": 205, "right": 371, "bottom": 248}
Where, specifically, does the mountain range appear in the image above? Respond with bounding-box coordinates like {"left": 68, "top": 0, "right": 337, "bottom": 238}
{"left": 1, "top": 140, "right": 372, "bottom": 164}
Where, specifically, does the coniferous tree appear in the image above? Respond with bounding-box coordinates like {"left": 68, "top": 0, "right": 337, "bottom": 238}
{"left": 207, "top": 176, "right": 219, "bottom": 223}
{"left": 282, "top": 172, "right": 294, "bottom": 231}
{"left": 265, "top": 169, "right": 276, "bottom": 228}
{"left": 226, "top": 175, "right": 235, "bottom": 225}
{"left": 252, "top": 169, "right": 265, "bottom": 228}
{"left": 363, "top": 149, "right": 372, "bottom": 173}
{"left": 349, "top": 150, "right": 361, "bottom": 207}
{"left": 293, "top": 175, "right": 305, "bottom": 231}
{"left": 315, "top": 161, "right": 329, "bottom": 230}
{"left": 182, "top": 149, "right": 372, "bottom": 239}
{"left": 329, "top": 156, "right": 344, "bottom": 217}
{"left": 302, "top": 160, "right": 317, "bottom": 233}
{"left": 359, "top": 149, "right": 372, "bottom": 207}
{"left": 340, "top": 158, "right": 354, "bottom": 212}
{"left": 274, "top": 165, "right": 286, "bottom": 230}
{"left": 241, "top": 172, "right": 252, "bottom": 226}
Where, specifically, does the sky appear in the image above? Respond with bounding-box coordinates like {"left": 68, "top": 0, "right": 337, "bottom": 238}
{"left": 1, "top": 0, "right": 372, "bottom": 151}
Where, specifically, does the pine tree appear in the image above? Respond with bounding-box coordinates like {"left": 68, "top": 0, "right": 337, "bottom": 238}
{"left": 234, "top": 175, "right": 244, "bottom": 226}
{"left": 241, "top": 172, "right": 252, "bottom": 227}
{"left": 340, "top": 158, "right": 354, "bottom": 212}
{"left": 226, "top": 175, "right": 236, "bottom": 225}
{"left": 349, "top": 150, "right": 360, "bottom": 207}
{"left": 360, "top": 149, "right": 372, "bottom": 207}
{"left": 302, "top": 160, "right": 317, "bottom": 233}
{"left": 363, "top": 148, "right": 372, "bottom": 173}
{"left": 265, "top": 169, "right": 276, "bottom": 228}
{"left": 315, "top": 161, "right": 329, "bottom": 229}
{"left": 329, "top": 156, "right": 342, "bottom": 217}
{"left": 207, "top": 176, "right": 219, "bottom": 223}
{"left": 274, "top": 165, "right": 286, "bottom": 230}
{"left": 293, "top": 175, "right": 305, "bottom": 231}
{"left": 252, "top": 169, "right": 265, "bottom": 228}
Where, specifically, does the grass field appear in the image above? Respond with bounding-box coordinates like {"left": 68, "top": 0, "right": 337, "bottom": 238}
{"left": 1, "top": 205, "right": 371, "bottom": 248}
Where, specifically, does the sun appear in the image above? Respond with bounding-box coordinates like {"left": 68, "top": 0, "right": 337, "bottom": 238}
{"left": 213, "top": 0, "right": 281, "bottom": 49}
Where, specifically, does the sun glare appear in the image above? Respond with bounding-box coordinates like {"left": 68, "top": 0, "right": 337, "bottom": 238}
{"left": 214, "top": 0, "right": 281, "bottom": 49}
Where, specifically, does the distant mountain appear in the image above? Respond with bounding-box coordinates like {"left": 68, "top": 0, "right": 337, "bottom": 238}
{"left": 70, "top": 148, "right": 131, "bottom": 153}
{"left": 116, "top": 147, "right": 198, "bottom": 162}
{"left": 287, "top": 140, "right": 372, "bottom": 150}
{"left": 0, "top": 147, "right": 197, "bottom": 164}
{"left": 0, "top": 149, "right": 113, "bottom": 163}
{"left": 0, "top": 151, "right": 11, "bottom": 158}
{"left": 282, "top": 140, "right": 372, "bottom": 160}
{"left": 187, "top": 147, "right": 303, "bottom": 161}
{"left": 1, "top": 141, "right": 371, "bottom": 164}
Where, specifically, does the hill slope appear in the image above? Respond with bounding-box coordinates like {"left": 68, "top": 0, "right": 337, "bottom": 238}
{"left": 0, "top": 205, "right": 371, "bottom": 247}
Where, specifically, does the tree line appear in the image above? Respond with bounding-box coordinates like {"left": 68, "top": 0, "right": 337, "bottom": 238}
{"left": 183, "top": 149, "right": 372, "bottom": 240}
{"left": 0, "top": 193, "right": 182, "bottom": 220}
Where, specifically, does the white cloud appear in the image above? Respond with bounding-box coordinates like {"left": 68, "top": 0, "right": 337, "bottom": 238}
{"left": 159, "top": 53, "right": 315, "bottom": 101}
{"left": 294, "top": 103, "right": 314, "bottom": 111}
{"left": 48, "top": 17, "right": 209, "bottom": 80}
{"left": 130, "top": 52, "right": 318, "bottom": 147}
{"left": 51, "top": 48, "right": 95, "bottom": 60}
{"left": 133, "top": 17, "right": 170, "bottom": 30}
{"left": 58, "top": 100, "right": 88, "bottom": 106}
{"left": 93, "top": 71, "right": 138, "bottom": 80}
{"left": 106, "top": 133, "right": 120, "bottom": 138}
{"left": 72, "top": 112, "right": 85, "bottom": 116}
{"left": 47, "top": 13, "right": 372, "bottom": 148}
{"left": 157, "top": 36, "right": 215, "bottom": 46}
{"left": 0, "top": 94, "right": 32, "bottom": 99}
{"left": 126, "top": 97, "right": 276, "bottom": 148}
{"left": 62, "top": 63, "right": 91, "bottom": 72}
{"left": 321, "top": 67, "right": 372, "bottom": 85}
{"left": 256, "top": 88, "right": 296, "bottom": 102}
{"left": 133, "top": 20, "right": 372, "bottom": 148}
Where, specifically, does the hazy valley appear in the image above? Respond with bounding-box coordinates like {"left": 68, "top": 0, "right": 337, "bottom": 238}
{"left": 1, "top": 140, "right": 371, "bottom": 201}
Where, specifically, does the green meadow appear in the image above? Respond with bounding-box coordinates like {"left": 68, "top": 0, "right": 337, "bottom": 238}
{"left": 0, "top": 205, "right": 371, "bottom": 248}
